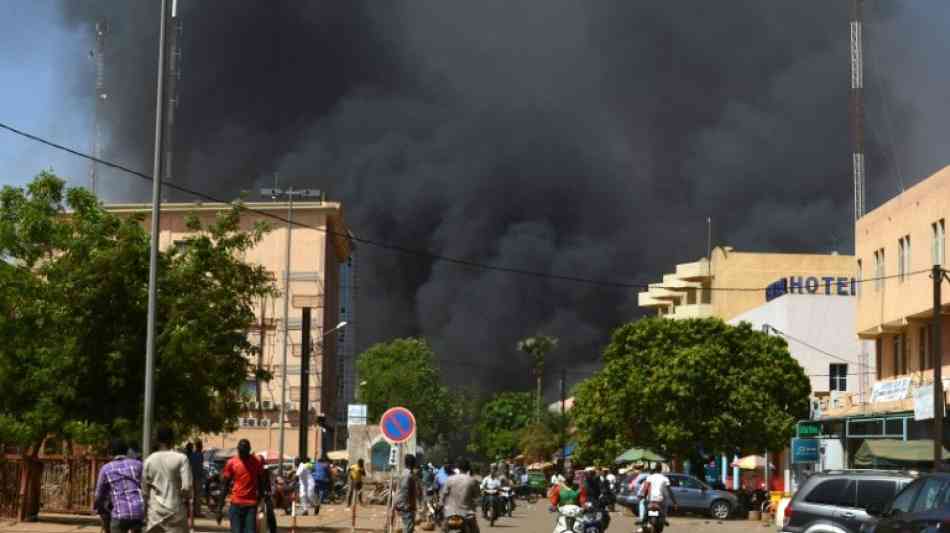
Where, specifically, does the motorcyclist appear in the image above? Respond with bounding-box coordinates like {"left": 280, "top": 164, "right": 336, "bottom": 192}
{"left": 548, "top": 468, "right": 587, "bottom": 508}
{"left": 441, "top": 459, "right": 480, "bottom": 533}
{"left": 639, "top": 466, "right": 677, "bottom": 527}
{"left": 480, "top": 466, "right": 503, "bottom": 519}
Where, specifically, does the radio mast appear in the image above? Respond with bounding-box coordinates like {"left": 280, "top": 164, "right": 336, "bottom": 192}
{"left": 89, "top": 20, "right": 108, "bottom": 196}
{"left": 850, "top": 0, "right": 866, "bottom": 222}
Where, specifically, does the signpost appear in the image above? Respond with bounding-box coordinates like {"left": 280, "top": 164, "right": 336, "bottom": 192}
{"left": 791, "top": 438, "right": 820, "bottom": 464}
{"left": 379, "top": 407, "right": 416, "bottom": 533}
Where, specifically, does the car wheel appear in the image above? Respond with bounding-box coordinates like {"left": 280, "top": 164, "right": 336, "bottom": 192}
{"left": 709, "top": 500, "right": 731, "bottom": 520}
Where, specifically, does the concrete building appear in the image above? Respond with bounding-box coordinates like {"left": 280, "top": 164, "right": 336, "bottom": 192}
{"left": 729, "top": 294, "right": 875, "bottom": 406}
{"left": 106, "top": 201, "right": 351, "bottom": 459}
{"left": 805, "top": 165, "right": 950, "bottom": 470}
{"left": 638, "top": 246, "right": 857, "bottom": 321}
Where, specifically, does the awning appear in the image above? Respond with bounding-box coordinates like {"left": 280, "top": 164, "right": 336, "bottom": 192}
{"left": 854, "top": 439, "right": 950, "bottom": 466}
{"left": 731, "top": 455, "right": 775, "bottom": 470}
{"left": 614, "top": 447, "right": 666, "bottom": 464}
{"left": 327, "top": 450, "right": 348, "bottom": 461}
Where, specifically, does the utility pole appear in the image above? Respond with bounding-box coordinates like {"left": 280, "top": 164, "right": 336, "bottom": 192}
{"left": 934, "top": 265, "right": 947, "bottom": 471}
{"left": 560, "top": 368, "right": 566, "bottom": 467}
{"left": 142, "top": 0, "right": 171, "bottom": 458}
{"left": 260, "top": 184, "right": 321, "bottom": 470}
{"left": 299, "top": 307, "right": 312, "bottom": 459}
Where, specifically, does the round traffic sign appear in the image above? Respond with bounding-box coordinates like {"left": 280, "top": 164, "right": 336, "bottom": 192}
{"left": 379, "top": 407, "right": 416, "bottom": 444}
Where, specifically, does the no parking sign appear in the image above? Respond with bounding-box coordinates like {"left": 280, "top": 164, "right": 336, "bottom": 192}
{"left": 379, "top": 406, "right": 416, "bottom": 444}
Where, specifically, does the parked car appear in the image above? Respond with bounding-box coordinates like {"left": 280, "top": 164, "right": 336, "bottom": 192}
{"left": 667, "top": 473, "right": 739, "bottom": 519}
{"left": 782, "top": 470, "right": 917, "bottom": 533}
{"left": 863, "top": 473, "right": 950, "bottom": 533}
{"left": 615, "top": 474, "right": 640, "bottom": 511}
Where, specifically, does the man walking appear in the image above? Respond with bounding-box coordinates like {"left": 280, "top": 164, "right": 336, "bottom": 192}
{"left": 221, "top": 439, "right": 264, "bottom": 533}
{"left": 94, "top": 438, "right": 145, "bottom": 533}
{"left": 394, "top": 454, "right": 420, "bottom": 533}
{"left": 294, "top": 457, "right": 314, "bottom": 515}
{"left": 312, "top": 455, "right": 332, "bottom": 505}
{"left": 187, "top": 441, "right": 206, "bottom": 517}
{"left": 143, "top": 427, "right": 193, "bottom": 533}
{"left": 346, "top": 459, "right": 365, "bottom": 509}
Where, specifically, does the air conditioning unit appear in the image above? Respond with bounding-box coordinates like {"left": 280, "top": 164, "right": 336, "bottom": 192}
{"left": 247, "top": 401, "right": 260, "bottom": 410}
{"left": 261, "top": 400, "right": 274, "bottom": 410}
{"left": 244, "top": 418, "right": 258, "bottom": 427}
{"left": 259, "top": 419, "right": 272, "bottom": 428}
{"left": 285, "top": 402, "right": 297, "bottom": 412}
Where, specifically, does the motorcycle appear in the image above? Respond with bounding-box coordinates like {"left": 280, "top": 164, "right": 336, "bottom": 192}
{"left": 552, "top": 504, "right": 606, "bottom": 533}
{"left": 499, "top": 486, "right": 514, "bottom": 517}
{"left": 423, "top": 488, "right": 444, "bottom": 530}
{"left": 203, "top": 467, "right": 227, "bottom": 525}
{"left": 442, "top": 513, "right": 477, "bottom": 533}
{"left": 643, "top": 501, "right": 665, "bottom": 533}
{"left": 482, "top": 488, "right": 500, "bottom": 526}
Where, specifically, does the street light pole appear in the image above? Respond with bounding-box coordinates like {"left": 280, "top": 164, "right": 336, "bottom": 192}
{"left": 260, "top": 186, "right": 321, "bottom": 469}
{"left": 142, "top": 0, "right": 170, "bottom": 457}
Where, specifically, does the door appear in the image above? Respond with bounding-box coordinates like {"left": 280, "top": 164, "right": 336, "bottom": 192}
{"left": 903, "top": 478, "right": 949, "bottom": 532}
{"left": 874, "top": 479, "right": 924, "bottom": 533}
{"left": 670, "top": 475, "right": 705, "bottom": 510}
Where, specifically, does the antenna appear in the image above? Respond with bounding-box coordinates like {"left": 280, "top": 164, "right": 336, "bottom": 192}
{"left": 161, "top": 11, "right": 182, "bottom": 201}
{"left": 89, "top": 20, "right": 108, "bottom": 196}
{"left": 851, "top": 0, "right": 866, "bottom": 223}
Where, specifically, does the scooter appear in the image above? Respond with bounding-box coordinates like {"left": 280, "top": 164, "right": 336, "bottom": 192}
{"left": 482, "top": 488, "right": 500, "bottom": 526}
{"left": 552, "top": 504, "right": 605, "bottom": 533}
{"left": 643, "top": 501, "right": 665, "bottom": 533}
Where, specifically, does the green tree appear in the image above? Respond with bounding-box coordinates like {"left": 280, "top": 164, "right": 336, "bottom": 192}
{"left": 356, "top": 337, "right": 454, "bottom": 444}
{"left": 516, "top": 335, "right": 558, "bottom": 421}
{"left": 469, "top": 391, "right": 534, "bottom": 460}
{"left": 572, "top": 317, "right": 810, "bottom": 466}
{"left": 0, "top": 172, "right": 275, "bottom": 452}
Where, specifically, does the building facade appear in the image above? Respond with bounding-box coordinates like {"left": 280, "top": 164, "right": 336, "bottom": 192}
{"left": 803, "top": 165, "right": 950, "bottom": 471}
{"left": 106, "top": 201, "right": 351, "bottom": 459}
{"left": 638, "top": 246, "right": 856, "bottom": 321}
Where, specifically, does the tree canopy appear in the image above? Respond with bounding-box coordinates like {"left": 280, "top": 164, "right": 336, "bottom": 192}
{"left": 356, "top": 337, "right": 455, "bottom": 445}
{"left": 572, "top": 317, "right": 811, "bottom": 465}
{"left": 0, "top": 172, "right": 275, "bottom": 450}
{"left": 469, "top": 391, "right": 534, "bottom": 460}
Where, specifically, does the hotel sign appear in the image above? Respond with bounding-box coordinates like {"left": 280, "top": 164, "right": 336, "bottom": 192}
{"left": 766, "top": 276, "right": 857, "bottom": 302}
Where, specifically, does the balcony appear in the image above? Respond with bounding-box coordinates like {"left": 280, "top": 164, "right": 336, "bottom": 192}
{"left": 648, "top": 284, "right": 681, "bottom": 300}
{"left": 662, "top": 274, "right": 701, "bottom": 290}
{"left": 676, "top": 259, "right": 712, "bottom": 281}
{"left": 671, "top": 304, "right": 713, "bottom": 320}
{"left": 638, "top": 291, "right": 670, "bottom": 308}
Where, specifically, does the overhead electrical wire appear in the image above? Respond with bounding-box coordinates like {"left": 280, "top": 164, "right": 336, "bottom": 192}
{"left": 0, "top": 120, "right": 935, "bottom": 292}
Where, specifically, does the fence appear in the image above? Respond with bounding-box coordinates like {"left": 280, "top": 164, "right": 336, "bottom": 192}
{"left": 0, "top": 455, "right": 107, "bottom": 519}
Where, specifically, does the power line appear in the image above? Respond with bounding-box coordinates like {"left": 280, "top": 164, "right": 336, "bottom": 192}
{"left": 764, "top": 324, "right": 861, "bottom": 365}
{"left": 0, "top": 120, "right": 933, "bottom": 292}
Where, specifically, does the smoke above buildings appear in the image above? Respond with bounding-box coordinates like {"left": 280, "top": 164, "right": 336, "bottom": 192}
{"left": 50, "top": 1, "right": 948, "bottom": 396}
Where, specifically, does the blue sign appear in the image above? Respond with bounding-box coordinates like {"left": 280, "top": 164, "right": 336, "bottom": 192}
{"left": 766, "top": 276, "right": 857, "bottom": 302}
{"left": 791, "top": 438, "right": 820, "bottom": 464}
{"left": 379, "top": 406, "right": 416, "bottom": 444}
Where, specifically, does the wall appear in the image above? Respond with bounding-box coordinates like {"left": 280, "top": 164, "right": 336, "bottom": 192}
{"left": 729, "top": 294, "right": 875, "bottom": 402}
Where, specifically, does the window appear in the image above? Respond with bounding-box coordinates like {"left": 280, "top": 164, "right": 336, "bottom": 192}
{"left": 806, "top": 478, "right": 856, "bottom": 507}
{"left": 680, "top": 477, "right": 705, "bottom": 490}
{"left": 933, "top": 219, "right": 946, "bottom": 267}
{"left": 911, "top": 478, "right": 945, "bottom": 513}
{"left": 897, "top": 235, "right": 910, "bottom": 281}
{"left": 857, "top": 259, "right": 863, "bottom": 297}
{"left": 855, "top": 480, "right": 898, "bottom": 510}
{"left": 888, "top": 479, "right": 922, "bottom": 515}
{"left": 874, "top": 249, "right": 886, "bottom": 289}
{"left": 829, "top": 364, "right": 848, "bottom": 391}
{"left": 876, "top": 338, "right": 883, "bottom": 380}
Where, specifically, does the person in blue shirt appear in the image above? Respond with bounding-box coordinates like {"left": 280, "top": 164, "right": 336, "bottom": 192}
{"left": 312, "top": 455, "right": 332, "bottom": 505}
{"left": 434, "top": 463, "right": 455, "bottom": 492}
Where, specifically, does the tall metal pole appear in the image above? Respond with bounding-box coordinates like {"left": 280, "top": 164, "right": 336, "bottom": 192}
{"left": 299, "top": 307, "right": 312, "bottom": 460}
{"left": 850, "top": 0, "right": 866, "bottom": 222}
{"left": 934, "top": 264, "right": 944, "bottom": 471}
{"left": 142, "top": 0, "right": 170, "bottom": 457}
{"left": 560, "top": 368, "right": 566, "bottom": 467}
{"left": 278, "top": 190, "right": 295, "bottom": 468}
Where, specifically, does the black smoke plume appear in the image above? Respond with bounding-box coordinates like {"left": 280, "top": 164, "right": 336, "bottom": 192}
{"left": 54, "top": 1, "right": 937, "bottom": 397}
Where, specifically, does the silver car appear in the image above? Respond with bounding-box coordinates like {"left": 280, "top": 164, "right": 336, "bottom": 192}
{"left": 666, "top": 473, "right": 739, "bottom": 520}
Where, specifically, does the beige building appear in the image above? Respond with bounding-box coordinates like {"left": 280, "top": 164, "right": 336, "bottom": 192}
{"left": 638, "top": 246, "right": 856, "bottom": 321}
{"left": 106, "top": 201, "right": 351, "bottom": 459}
{"left": 854, "top": 164, "right": 950, "bottom": 386}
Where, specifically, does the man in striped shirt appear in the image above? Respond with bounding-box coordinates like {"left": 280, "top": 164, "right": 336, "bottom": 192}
{"left": 94, "top": 438, "right": 146, "bottom": 533}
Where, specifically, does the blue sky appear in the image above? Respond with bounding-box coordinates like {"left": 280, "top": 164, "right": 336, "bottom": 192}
{"left": 0, "top": 1, "right": 101, "bottom": 194}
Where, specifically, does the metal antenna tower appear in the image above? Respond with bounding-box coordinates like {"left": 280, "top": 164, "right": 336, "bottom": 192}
{"left": 851, "top": 0, "right": 866, "bottom": 222}
{"left": 161, "top": 8, "right": 183, "bottom": 202}
{"left": 89, "top": 20, "right": 108, "bottom": 196}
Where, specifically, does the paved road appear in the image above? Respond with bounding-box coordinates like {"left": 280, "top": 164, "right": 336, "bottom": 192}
{"left": 477, "top": 500, "right": 778, "bottom": 533}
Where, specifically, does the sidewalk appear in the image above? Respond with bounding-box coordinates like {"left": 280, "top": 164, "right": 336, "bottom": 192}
{"left": 0, "top": 504, "right": 391, "bottom": 533}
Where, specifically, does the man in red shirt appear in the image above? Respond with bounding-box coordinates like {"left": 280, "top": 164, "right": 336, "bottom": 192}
{"left": 221, "top": 439, "right": 264, "bottom": 533}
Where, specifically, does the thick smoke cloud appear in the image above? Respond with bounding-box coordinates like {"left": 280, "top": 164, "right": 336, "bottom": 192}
{"left": 55, "top": 1, "right": 934, "bottom": 397}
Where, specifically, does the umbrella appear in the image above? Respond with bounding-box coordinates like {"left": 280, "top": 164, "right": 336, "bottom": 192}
{"left": 731, "top": 455, "right": 775, "bottom": 470}
{"left": 614, "top": 447, "right": 666, "bottom": 464}
{"left": 255, "top": 449, "right": 294, "bottom": 464}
